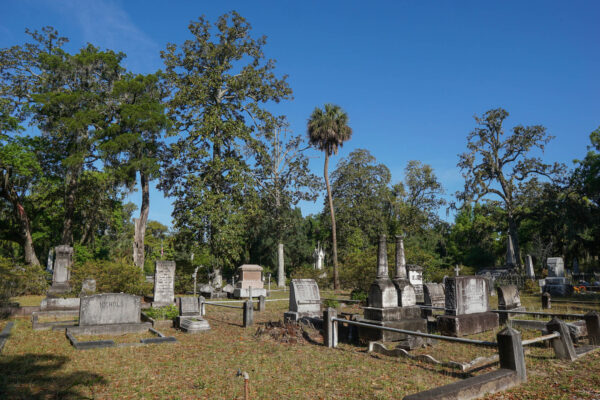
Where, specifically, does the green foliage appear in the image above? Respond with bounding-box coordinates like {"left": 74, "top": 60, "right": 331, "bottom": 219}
{"left": 0, "top": 257, "right": 48, "bottom": 301}
{"left": 322, "top": 299, "right": 339, "bottom": 309}
{"left": 289, "top": 264, "right": 330, "bottom": 289}
{"left": 160, "top": 11, "right": 292, "bottom": 274}
{"left": 70, "top": 260, "right": 152, "bottom": 296}
{"left": 144, "top": 304, "right": 178, "bottom": 321}
{"left": 523, "top": 279, "right": 538, "bottom": 294}
{"left": 175, "top": 269, "right": 194, "bottom": 295}
{"left": 349, "top": 289, "right": 367, "bottom": 304}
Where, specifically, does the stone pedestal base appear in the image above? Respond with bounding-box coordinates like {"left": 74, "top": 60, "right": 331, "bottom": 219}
{"left": 233, "top": 288, "right": 267, "bottom": 298}
{"left": 543, "top": 284, "right": 573, "bottom": 297}
{"left": 40, "top": 297, "right": 80, "bottom": 311}
{"left": 178, "top": 316, "right": 210, "bottom": 333}
{"left": 151, "top": 301, "right": 175, "bottom": 308}
{"left": 357, "top": 317, "right": 427, "bottom": 344}
{"left": 47, "top": 283, "right": 71, "bottom": 296}
{"left": 363, "top": 306, "right": 422, "bottom": 322}
{"left": 437, "top": 312, "right": 499, "bottom": 337}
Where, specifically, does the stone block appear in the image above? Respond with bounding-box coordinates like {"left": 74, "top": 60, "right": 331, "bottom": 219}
{"left": 437, "top": 312, "right": 499, "bottom": 337}
{"left": 368, "top": 278, "right": 398, "bottom": 308}
{"left": 444, "top": 276, "right": 490, "bottom": 316}
{"left": 289, "top": 279, "right": 320, "bottom": 314}
{"left": 179, "top": 316, "right": 210, "bottom": 333}
{"left": 363, "top": 305, "right": 422, "bottom": 322}
{"left": 40, "top": 297, "right": 80, "bottom": 311}
{"left": 79, "top": 293, "right": 141, "bottom": 326}
{"left": 153, "top": 260, "right": 175, "bottom": 305}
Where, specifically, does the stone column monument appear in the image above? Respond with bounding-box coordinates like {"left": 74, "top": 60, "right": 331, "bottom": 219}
{"left": 48, "top": 245, "right": 73, "bottom": 295}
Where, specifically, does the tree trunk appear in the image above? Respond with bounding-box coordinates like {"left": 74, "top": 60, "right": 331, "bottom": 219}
{"left": 324, "top": 153, "right": 339, "bottom": 290}
{"left": 0, "top": 173, "right": 40, "bottom": 266}
{"left": 277, "top": 242, "right": 285, "bottom": 287}
{"left": 133, "top": 170, "right": 150, "bottom": 270}
{"left": 508, "top": 215, "right": 522, "bottom": 270}
{"left": 61, "top": 166, "right": 79, "bottom": 245}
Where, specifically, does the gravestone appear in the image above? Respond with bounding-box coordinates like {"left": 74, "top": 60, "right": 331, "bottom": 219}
{"left": 222, "top": 284, "right": 235, "bottom": 296}
{"left": 437, "top": 276, "right": 499, "bottom": 336}
{"left": 79, "top": 293, "right": 141, "bottom": 326}
{"left": 423, "top": 283, "right": 445, "bottom": 308}
{"left": 525, "top": 255, "right": 535, "bottom": 280}
{"left": 284, "top": 279, "right": 321, "bottom": 322}
{"left": 506, "top": 236, "right": 517, "bottom": 268}
{"left": 358, "top": 235, "right": 426, "bottom": 346}
{"left": 497, "top": 285, "right": 526, "bottom": 324}
{"left": 79, "top": 279, "right": 96, "bottom": 297}
{"left": 66, "top": 293, "right": 162, "bottom": 343}
{"left": 153, "top": 261, "right": 176, "bottom": 306}
{"left": 177, "top": 296, "right": 210, "bottom": 333}
{"left": 48, "top": 245, "right": 73, "bottom": 295}
{"left": 547, "top": 257, "right": 565, "bottom": 277}
{"left": 406, "top": 264, "right": 424, "bottom": 303}
{"left": 313, "top": 242, "right": 325, "bottom": 270}
{"left": 233, "top": 264, "right": 267, "bottom": 298}
{"left": 544, "top": 257, "right": 571, "bottom": 296}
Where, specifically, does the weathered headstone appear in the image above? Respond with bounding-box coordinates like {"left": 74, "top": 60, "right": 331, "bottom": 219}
{"left": 525, "top": 255, "right": 535, "bottom": 280}
{"left": 79, "top": 293, "right": 141, "bottom": 326}
{"left": 368, "top": 235, "right": 397, "bottom": 309}
{"left": 48, "top": 245, "right": 73, "bottom": 295}
{"left": 222, "top": 283, "right": 235, "bottom": 295}
{"left": 284, "top": 279, "right": 321, "bottom": 322}
{"left": 67, "top": 293, "right": 153, "bottom": 337}
{"left": 313, "top": 242, "right": 325, "bottom": 270}
{"left": 547, "top": 257, "right": 565, "bottom": 277}
{"left": 233, "top": 264, "right": 267, "bottom": 298}
{"left": 544, "top": 257, "right": 571, "bottom": 296}
{"left": 177, "top": 296, "right": 210, "bottom": 333}
{"left": 406, "top": 264, "right": 424, "bottom": 303}
{"left": 153, "top": 261, "right": 175, "bottom": 306}
{"left": 437, "top": 276, "right": 499, "bottom": 336}
{"left": 506, "top": 236, "right": 517, "bottom": 268}
{"left": 79, "top": 279, "right": 96, "bottom": 297}
{"left": 497, "top": 285, "right": 526, "bottom": 324}
{"left": 422, "top": 283, "right": 445, "bottom": 318}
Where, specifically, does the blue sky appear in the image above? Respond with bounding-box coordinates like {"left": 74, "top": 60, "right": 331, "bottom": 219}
{"left": 2, "top": 1, "right": 599, "bottom": 227}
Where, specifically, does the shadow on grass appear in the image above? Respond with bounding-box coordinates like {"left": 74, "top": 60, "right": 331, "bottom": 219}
{"left": 204, "top": 316, "right": 244, "bottom": 328}
{"left": 0, "top": 353, "right": 106, "bottom": 399}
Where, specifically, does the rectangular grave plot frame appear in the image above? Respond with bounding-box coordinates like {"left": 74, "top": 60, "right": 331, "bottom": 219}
{"left": 66, "top": 324, "right": 176, "bottom": 350}
{"left": 32, "top": 310, "right": 79, "bottom": 331}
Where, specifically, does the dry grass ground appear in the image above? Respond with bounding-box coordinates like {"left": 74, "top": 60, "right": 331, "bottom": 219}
{"left": 1, "top": 291, "right": 599, "bottom": 399}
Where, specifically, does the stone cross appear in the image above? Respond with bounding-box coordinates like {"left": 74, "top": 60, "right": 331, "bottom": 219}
{"left": 376, "top": 234, "right": 389, "bottom": 278}
{"left": 395, "top": 235, "right": 407, "bottom": 279}
{"left": 454, "top": 264, "right": 461, "bottom": 276}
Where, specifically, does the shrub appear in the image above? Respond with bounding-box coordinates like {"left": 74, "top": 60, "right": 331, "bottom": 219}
{"left": 322, "top": 298, "right": 339, "bottom": 309}
{"left": 523, "top": 279, "right": 538, "bottom": 293}
{"left": 70, "top": 260, "right": 152, "bottom": 296}
{"left": 0, "top": 257, "right": 48, "bottom": 303}
{"left": 290, "top": 264, "right": 330, "bottom": 289}
{"left": 350, "top": 288, "right": 368, "bottom": 304}
{"left": 144, "top": 304, "right": 178, "bottom": 321}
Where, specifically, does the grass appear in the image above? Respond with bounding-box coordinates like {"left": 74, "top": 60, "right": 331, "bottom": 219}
{"left": 0, "top": 292, "right": 599, "bottom": 399}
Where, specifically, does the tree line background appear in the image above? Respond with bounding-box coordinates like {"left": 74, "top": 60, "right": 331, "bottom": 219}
{"left": 1, "top": 12, "right": 599, "bottom": 298}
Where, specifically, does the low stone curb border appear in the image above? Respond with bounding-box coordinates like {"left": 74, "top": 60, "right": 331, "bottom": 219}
{"left": 0, "top": 321, "right": 15, "bottom": 354}
{"left": 66, "top": 324, "right": 176, "bottom": 350}
{"left": 368, "top": 341, "right": 500, "bottom": 372}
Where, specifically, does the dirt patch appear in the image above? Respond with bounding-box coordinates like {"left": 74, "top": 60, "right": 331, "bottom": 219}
{"left": 254, "top": 320, "right": 323, "bottom": 345}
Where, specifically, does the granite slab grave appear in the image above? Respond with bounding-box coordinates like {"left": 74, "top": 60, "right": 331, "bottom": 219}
{"left": 284, "top": 279, "right": 321, "bottom": 323}
{"left": 233, "top": 264, "right": 267, "bottom": 298}
{"left": 525, "top": 255, "right": 535, "bottom": 279}
{"left": 80, "top": 279, "right": 96, "bottom": 297}
{"left": 153, "top": 260, "right": 176, "bottom": 306}
{"left": 177, "top": 296, "right": 210, "bottom": 333}
{"left": 358, "top": 235, "right": 427, "bottom": 346}
{"left": 66, "top": 293, "right": 175, "bottom": 349}
{"left": 437, "top": 276, "right": 499, "bottom": 337}
{"left": 547, "top": 257, "right": 565, "bottom": 277}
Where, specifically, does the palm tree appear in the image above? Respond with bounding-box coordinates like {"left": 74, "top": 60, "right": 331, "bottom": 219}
{"left": 307, "top": 104, "right": 352, "bottom": 290}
